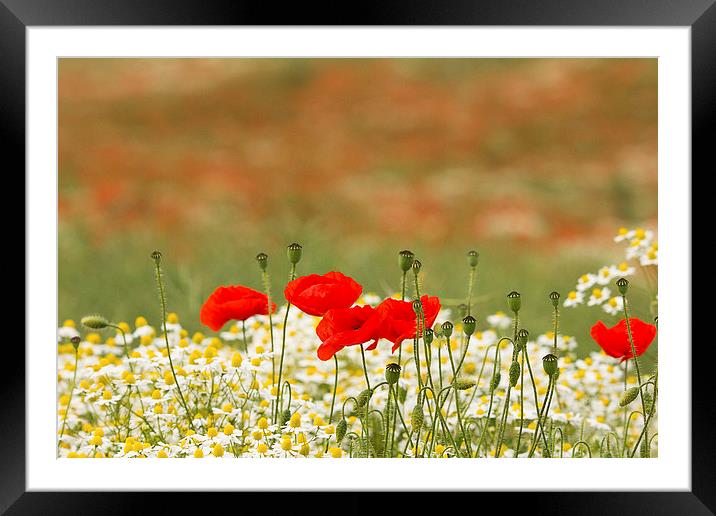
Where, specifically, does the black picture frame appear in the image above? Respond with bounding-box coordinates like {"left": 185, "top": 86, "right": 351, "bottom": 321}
{"left": 4, "top": 1, "right": 705, "bottom": 513}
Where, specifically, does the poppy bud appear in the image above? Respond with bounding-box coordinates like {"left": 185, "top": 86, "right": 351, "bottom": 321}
{"left": 356, "top": 389, "right": 371, "bottom": 408}
{"left": 423, "top": 328, "right": 434, "bottom": 345}
{"left": 287, "top": 243, "right": 302, "bottom": 265}
{"left": 385, "top": 363, "right": 401, "bottom": 385}
{"left": 507, "top": 291, "right": 521, "bottom": 313}
{"left": 412, "top": 299, "right": 422, "bottom": 315}
{"left": 462, "top": 316, "right": 476, "bottom": 336}
{"left": 279, "top": 409, "right": 292, "bottom": 427}
{"left": 433, "top": 323, "right": 443, "bottom": 338}
{"left": 454, "top": 377, "right": 476, "bottom": 390}
{"left": 640, "top": 439, "right": 650, "bottom": 458}
{"left": 81, "top": 314, "right": 109, "bottom": 330}
{"left": 70, "top": 336, "right": 81, "bottom": 351}
{"left": 516, "top": 328, "right": 529, "bottom": 351}
{"left": 549, "top": 291, "right": 560, "bottom": 307}
{"left": 399, "top": 250, "right": 415, "bottom": 272}
{"left": 336, "top": 419, "right": 348, "bottom": 444}
{"left": 616, "top": 277, "right": 629, "bottom": 295}
{"left": 542, "top": 354, "right": 558, "bottom": 377}
{"left": 151, "top": 250, "right": 162, "bottom": 262}
{"left": 509, "top": 360, "right": 520, "bottom": 386}
{"left": 412, "top": 259, "right": 422, "bottom": 274}
{"left": 411, "top": 403, "right": 424, "bottom": 431}
{"left": 256, "top": 252, "right": 268, "bottom": 271}
{"left": 619, "top": 387, "right": 639, "bottom": 407}
{"left": 490, "top": 372, "right": 501, "bottom": 391}
{"left": 441, "top": 321, "right": 454, "bottom": 338}
{"left": 643, "top": 392, "right": 654, "bottom": 414}
{"left": 467, "top": 250, "right": 479, "bottom": 268}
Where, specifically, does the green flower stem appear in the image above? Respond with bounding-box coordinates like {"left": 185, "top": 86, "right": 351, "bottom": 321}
{"left": 621, "top": 294, "right": 649, "bottom": 453}
{"left": 528, "top": 376, "right": 555, "bottom": 457}
{"left": 467, "top": 266, "right": 476, "bottom": 316}
{"left": 446, "top": 334, "right": 471, "bottom": 456}
{"left": 274, "top": 263, "right": 296, "bottom": 422}
{"left": 153, "top": 258, "right": 195, "bottom": 431}
{"left": 621, "top": 360, "right": 629, "bottom": 456}
{"left": 474, "top": 339, "right": 503, "bottom": 457}
{"left": 515, "top": 348, "right": 526, "bottom": 456}
{"left": 324, "top": 355, "right": 340, "bottom": 453}
{"left": 57, "top": 347, "right": 79, "bottom": 454}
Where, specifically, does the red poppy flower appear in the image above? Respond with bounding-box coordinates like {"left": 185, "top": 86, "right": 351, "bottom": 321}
{"left": 590, "top": 318, "right": 657, "bottom": 361}
{"left": 200, "top": 285, "right": 276, "bottom": 332}
{"left": 370, "top": 295, "right": 442, "bottom": 353}
{"left": 284, "top": 271, "right": 362, "bottom": 317}
{"left": 315, "top": 305, "right": 379, "bottom": 361}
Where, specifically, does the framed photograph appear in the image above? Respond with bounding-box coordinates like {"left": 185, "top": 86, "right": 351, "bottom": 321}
{"left": 6, "top": 0, "right": 706, "bottom": 511}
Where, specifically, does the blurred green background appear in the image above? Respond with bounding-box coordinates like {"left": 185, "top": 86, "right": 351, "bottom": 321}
{"left": 58, "top": 58, "right": 657, "bottom": 349}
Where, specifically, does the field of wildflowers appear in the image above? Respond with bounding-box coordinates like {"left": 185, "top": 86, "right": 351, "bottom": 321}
{"left": 57, "top": 227, "right": 657, "bottom": 459}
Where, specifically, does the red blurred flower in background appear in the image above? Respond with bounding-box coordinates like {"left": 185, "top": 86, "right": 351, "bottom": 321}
{"left": 200, "top": 285, "right": 276, "bottom": 331}
{"left": 284, "top": 272, "right": 362, "bottom": 316}
{"left": 590, "top": 318, "right": 657, "bottom": 361}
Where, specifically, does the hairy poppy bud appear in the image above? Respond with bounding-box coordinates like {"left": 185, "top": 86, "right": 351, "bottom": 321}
{"left": 619, "top": 387, "right": 640, "bottom": 407}
{"left": 490, "top": 372, "right": 501, "bottom": 391}
{"left": 287, "top": 243, "right": 302, "bottom": 265}
{"left": 454, "top": 377, "right": 476, "bottom": 391}
{"left": 423, "top": 328, "right": 434, "bottom": 345}
{"left": 507, "top": 291, "right": 521, "bottom": 313}
{"left": 81, "top": 314, "right": 109, "bottom": 330}
{"left": 509, "top": 360, "right": 520, "bottom": 387}
{"left": 356, "top": 389, "right": 371, "bottom": 408}
{"left": 256, "top": 252, "right": 268, "bottom": 271}
{"left": 70, "top": 336, "right": 81, "bottom": 351}
{"left": 412, "top": 259, "right": 422, "bottom": 274}
{"left": 433, "top": 323, "right": 443, "bottom": 338}
{"left": 616, "top": 277, "right": 629, "bottom": 295}
{"left": 643, "top": 392, "right": 654, "bottom": 414}
{"left": 467, "top": 250, "right": 479, "bottom": 268}
{"left": 549, "top": 291, "right": 560, "bottom": 307}
{"left": 462, "top": 315, "right": 476, "bottom": 336}
{"left": 542, "top": 354, "right": 558, "bottom": 377}
{"left": 441, "top": 321, "right": 454, "bottom": 338}
{"left": 336, "top": 419, "right": 348, "bottom": 444}
{"left": 385, "top": 363, "right": 401, "bottom": 385}
{"left": 279, "top": 409, "right": 292, "bottom": 427}
{"left": 640, "top": 439, "right": 650, "bottom": 458}
{"left": 411, "top": 403, "right": 424, "bottom": 431}
{"left": 516, "top": 329, "right": 529, "bottom": 351}
{"left": 399, "top": 250, "right": 415, "bottom": 272}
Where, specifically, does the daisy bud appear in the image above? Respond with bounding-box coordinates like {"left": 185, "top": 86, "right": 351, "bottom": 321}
{"left": 70, "top": 336, "right": 81, "bottom": 352}
{"left": 549, "top": 291, "right": 560, "bottom": 307}
{"left": 399, "top": 250, "right": 415, "bottom": 272}
{"left": 462, "top": 316, "right": 476, "bottom": 336}
{"left": 151, "top": 250, "right": 162, "bottom": 263}
{"left": 81, "top": 314, "right": 109, "bottom": 330}
{"left": 287, "top": 243, "right": 302, "bottom": 265}
{"left": 619, "top": 387, "right": 640, "bottom": 407}
{"left": 336, "top": 419, "right": 348, "bottom": 444}
{"left": 467, "top": 250, "right": 479, "bottom": 268}
{"left": 509, "top": 360, "right": 520, "bottom": 387}
{"left": 385, "top": 363, "right": 401, "bottom": 385}
{"left": 356, "top": 389, "right": 371, "bottom": 408}
{"left": 542, "top": 354, "right": 558, "bottom": 377}
{"left": 412, "top": 259, "right": 422, "bottom": 274}
{"left": 507, "top": 291, "right": 521, "bottom": 313}
{"left": 441, "top": 321, "right": 454, "bottom": 338}
{"left": 255, "top": 252, "right": 268, "bottom": 271}
{"left": 490, "top": 372, "right": 501, "bottom": 391}
{"left": 616, "top": 277, "right": 629, "bottom": 295}
{"left": 411, "top": 403, "right": 424, "bottom": 431}
{"left": 516, "top": 329, "right": 529, "bottom": 351}
{"left": 454, "top": 377, "right": 476, "bottom": 391}
{"left": 423, "top": 328, "right": 434, "bottom": 345}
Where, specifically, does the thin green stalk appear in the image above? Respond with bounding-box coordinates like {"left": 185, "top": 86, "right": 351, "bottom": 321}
{"left": 324, "top": 355, "right": 339, "bottom": 453}
{"left": 275, "top": 263, "right": 296, "bottom": 422}
{"left": 58, "top": 347, "right": 79, "bottom": 454}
